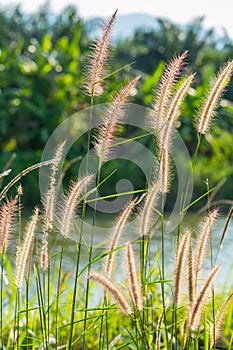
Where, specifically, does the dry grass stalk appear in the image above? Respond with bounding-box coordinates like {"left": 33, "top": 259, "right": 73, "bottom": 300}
{"left": 105, "top": 199, "right": 136, "bottom": 278}
{"left": 174, "top": 230, "right": 191, "bottom": 304}
{"left": 139, "top": 180, "right": 160, "bottom": 237}
{"left": 196, "top": 59, "right": 233, "bottom": 134}
{"left": 0, "top": 196, "right": 18, "bottom": 254}
{"left": 86, "top": 10, "right": 117, "bottom": 96}
{"left": 188, "top": 264, "right": 220, "bottom": 331}
{"left": 152, "top": 51, "right": 187, "bottom": 132}
{"left": 125, "top": 241, "right": 142, "bottom": 310}
{"left": 90, "top": 272, "right": 131, "bottom": 314}
{"left": 15, "top": 208, "right": 39, "bottom": 290}
{"left": 196, "top": 209, "right": 218, "bottom": 275}
{"left": 94, "top": 76, "right": 140, "bottom": 161}
{"left": 60, "top": 175, "right": 93, "bottom": 238}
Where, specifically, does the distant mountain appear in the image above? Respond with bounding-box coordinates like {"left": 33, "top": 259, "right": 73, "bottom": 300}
{"left": 85, "top": 13, "right": 159, "bottom": 41}
{"left": 113, "top": 13, "right": 158, "bottom": 40}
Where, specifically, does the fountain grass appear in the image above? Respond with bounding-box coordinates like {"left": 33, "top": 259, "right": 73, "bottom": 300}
{"left": 0, "top": 10, "right": 233, "bottom": 350}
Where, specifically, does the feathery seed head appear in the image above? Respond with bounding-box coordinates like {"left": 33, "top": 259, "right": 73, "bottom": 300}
{"left": 94, "top": 76, "right": 140, "bottom": 161}
{"left": 152, "top": 51, "right": 188, "bottom": 132}
{"left": 40, "top": 238, "right": 49, "bottom": 271}
{"left": 158, "top": 147, "right": 171, "bottom": 193}
{"left": 188, "top": 237, "right": 196, "bottom": 309}
{"left": 196, "top": 209, "right": 218, "bottom": 274}
{"left": 50, "top": 142, "right": 66, "bottom": 186}
{"left": 0, "top": 196, "right": 18, "bottom": 254}
{"left": 196, "top": 59, "right": 233, "bottom": 134}
{"left": 90, "top": 272, "right": 132, "bottom": 314}
{"left": 189, "top": 264, "right": 220, "bottom": 330}
{"left": 43, "top": 142, "right": 66, "bottom": 232}
{"left": 15, "top": 207, "right": 39, "bottom": 290}
{"left": 85, "top": 10, "right": 117, "bottom": 96}
{"left": 59, "top": 174, "right": 93, "bottom": 238}
{"left": 17, "top": 184, "right": 23, "bottom": 196}
{"left": 158, "top": 73, "right": 195, "bottom": 151}
{"left": 174, "top": 230, "right": 191, "bottom": 304}
{"left": 105, "top": 198, "right": 136, "bottom": 278}
{"left": 139, "top": 180, "right": 161, "bottom": 237}
{"left": 125, "top": 241, "right": 143, "bottom": 310}
{"left": 210, "top": 292, "right": 233, "bottom": 346}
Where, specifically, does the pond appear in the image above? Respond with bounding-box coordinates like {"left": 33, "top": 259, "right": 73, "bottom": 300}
{"left": 5, "top": 212, "right": 233, "bottom": 300}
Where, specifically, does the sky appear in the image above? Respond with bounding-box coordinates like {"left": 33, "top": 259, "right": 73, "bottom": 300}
{"left": 1, "top": 0, "right": 233, "bottom": 39}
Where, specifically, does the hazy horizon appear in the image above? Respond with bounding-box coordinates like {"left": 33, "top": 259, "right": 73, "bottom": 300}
{"left": 1, "top": 0, "right": 233, "bottom": 39}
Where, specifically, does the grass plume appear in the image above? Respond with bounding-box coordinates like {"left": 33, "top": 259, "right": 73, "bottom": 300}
{"left": 158, "top": 73, "right": 195, "bottom": 151}
{"left": 158, "top": 147, "right": 171, "bottom": 193}
{"left": 42, "top": 142, "right": 65, "bottom": 233}
{"left": 125, "top": 241, "right": 142, "bottom": 310}
{"left": 196, "top": 209, "right": 218, "bottom": 275}
{"left": 40, "top": 143, "right": 65, "bottom": 270}
{"left": 210, "top": 292, "right": 233, "bottom": 346}
{"left": 152, "top": 51, "right": 188, "bottom": 132}
{"left": 196, "top": 59, "right": 233, "bottom": 134}
{"left": 94, "top": 76, "right": 140, "bottom": 162}
{"left": 0, "top": 196, "right": 18, "bottom": 254}
{"left": 85, "top": 10, "right": 117, "bottom": 96}
{"left": 105, "top": 199, "right": 136, "bottom": 278}
{"left": 90, "top": 272, "right": 132, "bottom": 314}
{"left": 15, "top": 208, "right": 39, "bottom": 290}
{"left": 59, "top": 175, "right": 93, "bottom": 238}
{"left": 188, "top": 237, "right": 196, "bottom": 310}
{"left": 174, "top": 230, "right": 191, "bottom": 304}
{"left": 188, "top": 264, "right": 220, "bottom": 331}
{"left": 139, "top": 180, "right": 161, "bottom": 237}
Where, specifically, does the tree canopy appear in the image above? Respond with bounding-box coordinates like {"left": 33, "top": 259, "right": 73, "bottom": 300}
{"left": 0, "top": 4, "right": 233, "bottom": 207}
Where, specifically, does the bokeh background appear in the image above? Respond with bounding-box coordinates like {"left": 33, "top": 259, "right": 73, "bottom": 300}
{"left": 0, "top": 0, "right": 233, "bottom": 210}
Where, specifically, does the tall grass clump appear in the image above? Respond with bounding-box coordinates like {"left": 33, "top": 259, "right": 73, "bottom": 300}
{"left": 0, "top": 10, "right": 233, "bottom": 350}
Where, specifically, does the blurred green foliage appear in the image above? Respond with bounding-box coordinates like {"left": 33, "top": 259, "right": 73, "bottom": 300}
{"left": 0, "top": 4, "right": 233, "bottom": 208}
